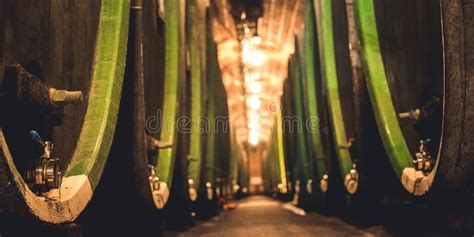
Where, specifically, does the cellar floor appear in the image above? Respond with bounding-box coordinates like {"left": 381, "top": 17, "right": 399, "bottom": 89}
{"left": 166, "top": 196, "right": 388, "bottom": 237}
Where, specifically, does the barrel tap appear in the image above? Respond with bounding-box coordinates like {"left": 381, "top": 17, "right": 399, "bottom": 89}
{"left": 414, "top": 139, "right": 433, "bottom": 174}
{"left": 26, "top": 130, "right": 62, "bottom": 191}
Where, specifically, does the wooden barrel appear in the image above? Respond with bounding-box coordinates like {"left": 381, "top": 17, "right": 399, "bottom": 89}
{"left": 284, "top": 50, "right": 315, "bottom": 208}
{"left": 150, "top": 0, "right": 185, "bottom": 206}
{"left": 213, "top": 82, "right": 231, "bottom": 200}
{"left": 296, "top": 1, "right": 334, "bottom": 209}
{"left": 262, "top": 110, "right": 288, "bottom": 198}
{"left": 193, "top": 10, "right": 227, "bottom": 219}
{"left": 355, "top": 0, "right": 474, "bottom": 199}
{"left": 0, "top": 0, "right": 129, "bottom": 223}
{"left": 310, "top": 1, "right": 392, "bottom": 215}
{"left": 237, "top": 150, "right": 250, "bottom": 198}
{"left": 94, "top": 0, "right": 205, "bottom": 229}
{"left": 204, "top": 13, "right": 219, "bottom": 203}
{"left": 314, "top": 0, "right": 359, "bottom": 196}
{"left": 77, "top": 0, "right": 164, "bottom": 231}
{"left": 186, "top": 0, "right": 206, "bottom": 204}
{"left": 143, "top": 0, "right": 199, "bottom": 229}
{"left": 81, "top": 0, "right": 185, "bottom": 230}
{"left": 281, "top": 65, "right": 298, "bottom": 199}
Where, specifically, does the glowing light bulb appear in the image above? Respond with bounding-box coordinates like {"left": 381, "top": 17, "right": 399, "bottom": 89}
{"left": 248, "top": 112, "right": 260, "bottom": 130}
{"left": 252, "top": 36, "right": 262, "bottom": 45}
{"left": 248, "top": 82, "right": 262, "bottom": 94}
{"left": 244, "top": 71, "right": 261, "bottom": 83}
{"left": 244, "top": 27, "right": 250, "bottom": 34}
{"left": 248, "top": 113, "right": 260, "bottom": 121}
{"left": 241, "top": 40, "right": 267, "bottom": 67}
{"left": 242, "top": 40, "right": 250, "bottom": 52}
{"left": 249, "top": 130, "right": 260, "bottom": 145}
{"left": 249, "top": 136, "right": 259, "bottom": 145}
{"left": 249, "top": 130, "right": 260, "bottom": 137}
{"left": 233, "top": 80, "right": 242, "bottom": 87}
{"left": 246, "top": 95, "right": 261, "bottom": 110}
{"left": 245, "top": 50, "right": 266, "bottom": 67}
{"left": 249, "top": 120, "right": 260, "bottom": 130}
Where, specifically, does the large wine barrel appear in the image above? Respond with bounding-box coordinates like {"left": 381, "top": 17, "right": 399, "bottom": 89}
{"left": 0, "top": 0, "right": 129, "bottom": 224}
{"left": 80, "top": 0, "right": 181, "bottom": 231}
{"left": 106, "top": 0, "right": 195, "bottom": 229}
{"left": 298, "top": 1, "right": 331, "bottom": 201}
{"left": 281, "top": 66, "right": 298, "bottom": 201}
{"left": 228, "top": 124, "right": 240, "bottom": 197}
{"left": 314, "top": 0, "right": 358, "bottom": 196}
{"left": 186, "top": 0, "right": 206, "bottom": 205}
{"left": 355, "top": 0, "right": 474, "bottom": 199}
{"left": 213, "top": 80, "right": 231, "bottom": 200}
{"left": 151, "top": 0, "right": 185, "bottom": 205}
{"left": 145, "top": 0, "right": 198, "bottom": 229}
{"left": 194, "top": 10, "right": 225, "bottom": 219}
{"left": 237, "top": 149, "right": 250, "bottom": 198}
{"left": 204, "top": 14, "right": 219, "bottom": 203}
{"left": 285, "top": 50, "right": 314, "bottom": 208}
{"left": 311, "top": 1, "right": 391, "bottom": 216}
{"left": 97, "top": 2, "right": 190, "bottom": 227}
{"left": 262, "top": 110, "right": 288, "bottom": 199}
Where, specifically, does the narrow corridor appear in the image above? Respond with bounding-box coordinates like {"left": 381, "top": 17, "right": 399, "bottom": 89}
{"left": 167, "top": 196, "right": 386, "bottom": 237}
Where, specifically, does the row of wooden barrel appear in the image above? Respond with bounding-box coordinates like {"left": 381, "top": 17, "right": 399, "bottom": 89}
{"left": 0, "top": 0, "right": 241, "bottom": 231}
{"left": 262, "top": 0, "right": 474, "bottom": 232}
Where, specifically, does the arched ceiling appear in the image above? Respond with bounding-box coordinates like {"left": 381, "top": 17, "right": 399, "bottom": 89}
{"left": 210, "top": 0, "right": 304, "bottom": 149}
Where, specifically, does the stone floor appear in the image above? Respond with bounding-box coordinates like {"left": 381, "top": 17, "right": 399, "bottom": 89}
{"left": 166, "top": 196, "right": 389, "bottom": 237}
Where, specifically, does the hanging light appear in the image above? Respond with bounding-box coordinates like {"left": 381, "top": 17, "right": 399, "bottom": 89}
{"left": 248, "top": 118, "right": 260, "bottom": 131}
{"left": 246, "top": 71, "right": 261, "bottom": 81}
{"left": 251, "top": 36, "right": 262, "bottom": 45}
{"left": 243, "top": 50, "right": 266, "bottom": 67}
{"left": 248, "top": 112, "right": 260, "bottom": 121}
{"left": 233, "top": 79, "right": 242, "bottom": 87}
{"left": 248, "top": 81, "right": 262, "bottom": 94}
{"left": 241, "top": 37, "right": 267, "bottom": 67}
{"left": 246, "top": 95, "right": 261, "bottom": 110}
{"left": 249, "top": 130, "right": 260, "bottom": 145}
